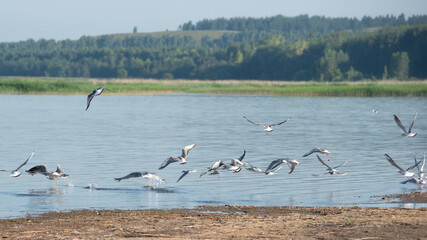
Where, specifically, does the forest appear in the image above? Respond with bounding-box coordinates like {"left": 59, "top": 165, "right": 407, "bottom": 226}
{"left": 0, "top": 14, "right": 426, "bottom": 81}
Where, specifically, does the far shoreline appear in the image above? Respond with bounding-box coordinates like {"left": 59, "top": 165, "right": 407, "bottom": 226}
{"left": 1, "top": 77, "right": 427, "bottom": 97}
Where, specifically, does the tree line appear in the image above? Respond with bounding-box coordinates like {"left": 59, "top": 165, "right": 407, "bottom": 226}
{"left": 180, "top": 14, "right": 427, "bottom": 40}
{"left": 0, "top": 18, "right": 426, "bottom": 81}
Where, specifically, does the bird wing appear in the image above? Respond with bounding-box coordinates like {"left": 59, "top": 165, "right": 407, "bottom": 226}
{"left": 237, "top": 150, "right": 246, "bottom": 161}
{"left": 384, "top": 154, "right": 405, "bottom": 172}
{"left": 286, "top": 160, "right": 299, "bottom": 174}
{"left": 302, "top": 148, "right": 316, "bottom": 157}
{"left": 86, "top": 91, "right": 96, "bottom": 110}
{"left": 265, "top": 159, "right": 283, "bottom": 172}
{"left": 265, "top": 165, "right": 282, "bottom": 175}
{"left": 414, "top": 155, "right": 421, "bottom": 173}
{"left": 408, "top": 112, "right": 418, "bottom": 133}
{"left": 181, "top": 144, "right": 196, "bottom": 158}
{"left": 316, "top": 155, "right": 332, "bottom": 170}
{"left": 333, "top": 161, "right": 347, "bottom": 169}
{"left": 405, "top": 159, "right": 421, "bottom": 172}
{"left": 200, "top": 168, "right": 211, "bottom": 177}
{"left": 270, "top": 117, "right": 291, "bottom": 126}
{"left": 26, "top": 165, "right": 49, "bottom": 175}
{"left": 393, "top": 115, "right": 408, "bottom": 134}
{"left": 55, "top": 164, "right": 65, "bottom": 175}
{"left": 114, "top": 172, "right": 145, "bottom": 181}
{"left": 176, "top": 171, "right": 189, "bottom": 183}
{"left": 159, "top": 157, "right": 179, "bottom": 170}
{"left": 420, "top": 153, "right": 426, "bottom": 174}
{"left": 15, "top": 151, "right": 34, "bottom": 171}
{"left": 243, "top": 116, "right": 262, "bottom": 126}
{"left": 0, "top": 169, "right": 11, "bottom": 173}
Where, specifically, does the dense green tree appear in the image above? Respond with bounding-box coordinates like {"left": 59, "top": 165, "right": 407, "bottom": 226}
{"left": 390, "top": 51, "right": 410, "bottom": 80}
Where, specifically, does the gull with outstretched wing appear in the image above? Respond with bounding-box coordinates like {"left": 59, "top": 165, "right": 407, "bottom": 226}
{"left": 159, "top": 144, "right": 196, "bottom": 170}
{"left": 26, "top": 164, "right": 69, "bottom": 181}
{"left": 86, "top": 87, "right": 114, "bottom": 110}
{"left": 393, "top": 112, "right": 418, "bottom": 137}
{"left": 313, "top": 155, "right": 347, "bottom": 176}
{"left": 384, "top": 154, "right": 420, "bottom": 178}
{"left": 115, "top": 171, "right": 165, "bottom": 186}
{"left": 0, "top": 151, "right": 34, "bottom": 178}
{"left": 303, "top": 148, "right": 330, "bottom": 161}
{"left": 243, "top": 116, "right": 291, "bottom": 133}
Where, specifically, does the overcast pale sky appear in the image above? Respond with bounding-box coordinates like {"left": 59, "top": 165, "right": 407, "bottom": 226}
{"left": 1, "top": 0, "right": 426, "bottom": 42}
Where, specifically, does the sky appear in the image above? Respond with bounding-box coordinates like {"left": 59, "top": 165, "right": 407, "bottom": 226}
{"left": 1, "top": 0, "right": 426, "bottom": 42}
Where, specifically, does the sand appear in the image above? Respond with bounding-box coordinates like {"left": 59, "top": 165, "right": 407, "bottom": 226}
{"left": 1, "top": 192, "right": 426, "bottom": 239}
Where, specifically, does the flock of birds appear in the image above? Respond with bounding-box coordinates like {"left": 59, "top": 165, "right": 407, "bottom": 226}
{"left": 1, "top": 88, "right": 425, "bottom": 189}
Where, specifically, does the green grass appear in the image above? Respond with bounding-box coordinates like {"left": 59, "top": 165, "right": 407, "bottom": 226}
{"left": 1, "top": 77, "right": 427, "bottom": 97}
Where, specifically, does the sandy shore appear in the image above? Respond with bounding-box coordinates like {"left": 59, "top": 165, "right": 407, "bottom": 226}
{"left": 1, "top": 192, "right": 426, "bottom": 239}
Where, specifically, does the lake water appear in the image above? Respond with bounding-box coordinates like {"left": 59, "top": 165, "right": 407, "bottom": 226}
{"left": 0, "top": 94, "right": 426, "bottom": 218}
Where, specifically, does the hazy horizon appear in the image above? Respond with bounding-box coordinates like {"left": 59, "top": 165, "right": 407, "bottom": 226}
{"left": 1, "top": 0, "right": 427, "bottom": 42}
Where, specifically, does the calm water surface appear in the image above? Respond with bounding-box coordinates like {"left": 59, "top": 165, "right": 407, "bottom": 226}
{"left": 0, "top": 94, "right": 426, "bottom": 218}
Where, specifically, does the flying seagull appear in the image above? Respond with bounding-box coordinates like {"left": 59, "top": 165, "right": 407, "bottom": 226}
{"left": 385, "top": 154, "right": 421, "bottom": 178}
{"left": 26, "top": 164, "right": 69, "bottom": 181}
{"left": 200, "top": 160, "right": 229, "bottom": 177}
{"left": 393, "top": 112, "right": 418, "bottom": 137}
{"left": 402, "top": 153, "right": 426, "bottom": 185}
{"left": 265, "top": 158, "right": 299, "bottom": 175}
{"left": 159, "top": 144, "right": 196, "bottom": 170}
{"left": 0, "top": 151, "right": 34, "bottom": 178}
{"left": 372, "top": 109, "right": 378, "bottom": 115}
{"left": 224, "top": 150, "right": 248, "bottom": 173}
{"left": 302, "top": 148, "right": 330, "bottom": 161}
{"left": 243, "top": 116, "right": 291, "bottom": 133}
{"left": 115, "top": 171, "right": 165, "bottom": 186}
{"left": 176, "top": 170, "right": 197, "bottom": 183}
{"left": 86, "top": 87, "right": 114, "bottom": 110}
{"left": 313, "top": 155, "right": 347, "bottom": 176}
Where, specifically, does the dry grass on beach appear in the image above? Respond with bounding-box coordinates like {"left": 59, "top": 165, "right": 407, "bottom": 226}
{"left": 1, "top": 192, "right": 426, "bottom": 239}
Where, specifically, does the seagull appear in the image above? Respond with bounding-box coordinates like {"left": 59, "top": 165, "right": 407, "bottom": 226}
{"left": 372, "top": 109, "right": 378, "bottom": 114}
{"left": 302, "top": 148, "right": 330, "bottom": 161}
{"left": 159, "top": 144, "right": 196, "bottom": 170}
{"left": 115, "top": 171, "right": 165, "bottom": 186}
{"left": 393, "top": 112, "right": 418, "bottom": 137}
{"left": 200, "top": 160, "right": 229, "bottom": 177}
{"left": 401, "top": 153, "right": 426, "bottom": 185}
{"left": 86, "top": 87, "right": 114, "bottom": 110}
{"left": 286, "top": 159, "right": 300, "bottom": 174}
{"left": 313, "top": 155, "right": 347, "bottom": 176}
{"left": 265, "top": 158, "right": 299, "bottom": 174}
{"left": 0, "top": 151, "right": 34, "bottom": 178}
{"left": 243, "top": 116, "right": 291, "bottom": 133}
{"left": 228, "top": 150, "right": 247, "bottom": 166}
{"left": 224, "top": 150, "right": 247, "bottom": 173}
{"left": 176, "top": 170, "right": 197, "bottom": 183}
{"left": 384, "top": 154, "right": 420, "bottom": 178}
{"left": 26, "top": 164, "right": 69, "bottom": 181}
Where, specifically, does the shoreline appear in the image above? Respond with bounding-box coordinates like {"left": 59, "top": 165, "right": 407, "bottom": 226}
{"left": 1, "top": 192, "right": 426, "bottom": 239}
{"left": 1, "top": 77, "right": 427, "bottom": 96}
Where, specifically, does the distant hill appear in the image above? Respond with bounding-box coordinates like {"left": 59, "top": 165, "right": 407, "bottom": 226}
{"left": 0, "top": 15, "right": 427, "bottom": 81}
